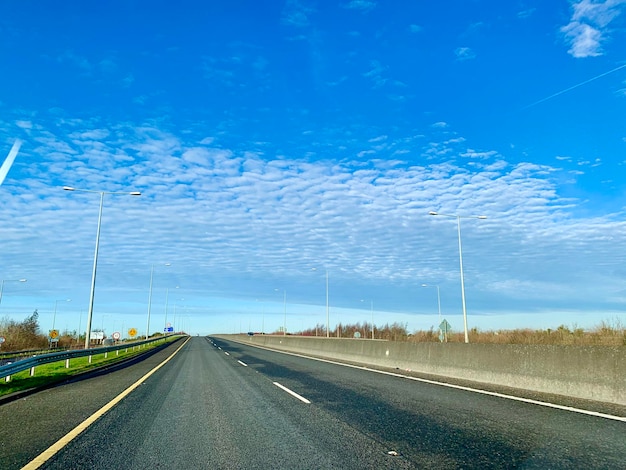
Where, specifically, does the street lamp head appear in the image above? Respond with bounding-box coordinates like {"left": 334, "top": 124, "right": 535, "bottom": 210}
{"left": 477, "top": 215, "right": 487, "bottom": 219}
{"left": 421, "top": 284, "right": 428, "bottom": 287}
{"left": 64, "top": 186, "right": 140, "bottom": 196}
{"left": 429, "top": 211, "right": 438, "bottom": 216}
{"left": 19, "top": 279, "right": 27, "bottom": 282}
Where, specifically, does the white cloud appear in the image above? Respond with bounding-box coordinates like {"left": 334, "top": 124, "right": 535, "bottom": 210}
{"left": 461, "top": 149, "right": 500, "bottom": 159}
{"left": 57, "top": 51, "right": 92, "bottom": 71}
{"left": 561, "top": 0, "right": 626, "bottom": 58}
{"left": 343, "top": 0, "right": 377, "bottom": 13}
{"left": 455, "top": 47, "right": 476, "bottom": 61}
{"left": 561, "top": 22, "right": 603, "bottom": 57}
{"left": 282, "top": 0, "right": 315, "bottom": 27}
{"left": 363, "top": 60, "right": 388, "bottom": 88}
{"left": 182, "top": 147, "right": 212, "bottom": 165}
{"left": 518, "top": 8, "right": 536, "bottom": 19}
{"left": 2, "top": 116, "right": 625, "bottom": 335}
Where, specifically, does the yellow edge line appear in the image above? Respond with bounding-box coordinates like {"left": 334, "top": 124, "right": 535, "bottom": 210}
{"left": 22, "top": 337, "right": 191, "bottom": 470}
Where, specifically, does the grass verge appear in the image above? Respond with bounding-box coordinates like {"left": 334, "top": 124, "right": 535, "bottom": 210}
{"left": 0, "top": 336, "right": 180, "bottom": 398}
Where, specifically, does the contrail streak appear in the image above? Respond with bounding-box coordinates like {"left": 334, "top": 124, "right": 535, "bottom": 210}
{"left": 0, "top": 139, "right": 22, "bottom": 186}
{"left": 522, "top": 62, "right": 626, "bottom": 110}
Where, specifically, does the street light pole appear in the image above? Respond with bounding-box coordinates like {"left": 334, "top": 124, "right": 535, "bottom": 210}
{"left": 146, "top": 263, "right": 171, "bottom": 339}
{"left": 283, "top": 290, "right": 287, "bottom": 336}
{"left": 311, "top": 268, "right": 330, "bottom": 337}
{"left": 63, "top": 186, "right": 141, "bottom": 349}
{"left": 173, "top": 298, "right": 184, "bottom": 332}
{"left": 429, "top": 211, "right": 486, "bottom": 343}
{"left": 163, "top": 286, "right": 178, "bottom": 333}
{"left": 52, "top": 299, "right": 71, "bottom": 332}
{"left": 456, "top": 216, "right": 468, "bottom": 342}
{"left": 0, "top": 278, "right": 27, "bottom": 307}
{"left": 326, "top": 270, "right": 329, "bottom": 338}
{"left": 421, "top": 284, "right": 441, "bottom": 324}
{"left": 360, "top": 299, "right": 375, "bottom": 339}
{"left": 164, "top": 287, "right": 169, "bottom": 332}
{"left": 50, "top": 298, "right": 70, "bottom": 348}
{"left": 147, "top": 264, "right": 154, "bottom": 339}
{"left": 101, "top": 314, "right": 112, "bottom": 332}
{"left": 85, "top": 190, "right": 104, "bottom": 349}
{"left": 275, "top": 288, "right": 287, "bottom": 335}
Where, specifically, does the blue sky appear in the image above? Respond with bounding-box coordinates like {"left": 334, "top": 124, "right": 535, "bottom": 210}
{"left": 1, "top": 1, "right": 626, "bottom": 338}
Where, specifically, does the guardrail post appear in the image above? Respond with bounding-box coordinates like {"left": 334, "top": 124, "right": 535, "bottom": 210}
{"left": 65, "top": 359, "right": 70, "bottom": 369}
{"left": 88, "top": 355, "right": 92, "bottom": 364}
{"left": 30, "top": 367, "right": 35, "bottom": 376}
{"left": 5, "top": 375, "right": 10, "bottom": 382}
{"left": 116, "top": 349, "right": 119, "bottom": 356}
{"left": 104, "top": 351, "right": 108, "bottom": 359}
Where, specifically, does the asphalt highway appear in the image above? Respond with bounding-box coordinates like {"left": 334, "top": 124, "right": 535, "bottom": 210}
{"left": 0, "top": 336, "right": 624, "bottom": 469}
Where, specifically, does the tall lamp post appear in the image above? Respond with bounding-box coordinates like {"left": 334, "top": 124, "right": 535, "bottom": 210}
{"left": 312, "top": 268, "right": 330, "bottom": 337}
{"left": 173, "top": 298, "right": 184, "bottom": 332}
{"left": 275, "top": 288, "right": 287, "bottom": 335}
{"left": 164, "top": 286, "right": 179, "bottom": 333}
{"left": 165, "top": 287, "right": 169, "bottom": 332}
{"left": 146, "top": 263, "right": 171, "bottom": 339}
{"left": 360, "top": 299, "right": 374, "bottom": 339}
{"left": 429, "top": 211, "right": 486, "bottom": 343}
{"left": 256, "top": 299, "right": 266, "bottom": 334}
{"left": 64, "top": 186, "right": 141, "bottom": 349}
{"left": 421, "top": 284, "right": 441, "bottom": 324}
{"left": 283, "top": 290, "right": 287, "bottom": 336}
{"left": 52, "top": 298, "right": 71, "bottom": 333}
{"left": 0, "top": 278, "right": 27, "bottom": 307}
{"left": 326, "top": 270, "right": 329, "bottom": 338}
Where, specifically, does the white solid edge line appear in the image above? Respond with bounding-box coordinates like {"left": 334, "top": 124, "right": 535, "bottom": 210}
{"left": 238, "top": 341, "right": 626, "bottom": 423}
{"left": 273, "top": 382, "right": 311, "bottom": 404}
{"left": 22, "top": 337, "right": 192, "bottom": 470}
{"left": 238, "top": 360, "right": 248, "bottom": 367}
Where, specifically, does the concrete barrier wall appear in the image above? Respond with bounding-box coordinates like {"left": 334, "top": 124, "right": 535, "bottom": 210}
{"left": 216, "top": 335, "right": 626, "bottom": 406}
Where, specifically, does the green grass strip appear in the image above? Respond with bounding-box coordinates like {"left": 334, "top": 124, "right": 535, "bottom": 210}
{"left": 0, "top": 337, "right": 180, "bottom": 397}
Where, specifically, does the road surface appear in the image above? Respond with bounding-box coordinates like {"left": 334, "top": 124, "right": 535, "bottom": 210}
{"left": 0, "top": 336, "right": 623, "bottom": 469}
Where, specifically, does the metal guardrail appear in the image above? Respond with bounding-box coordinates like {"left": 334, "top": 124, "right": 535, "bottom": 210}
{"left": 0, "top": 335, "right": 177, "bottom": 380}
{"left": 0, "top": 347, "right": 68, "bottom": 360}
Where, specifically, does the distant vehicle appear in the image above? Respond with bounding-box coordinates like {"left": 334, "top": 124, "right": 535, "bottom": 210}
{"left": 247, "top": 332, "right": 254, "bottom": 336}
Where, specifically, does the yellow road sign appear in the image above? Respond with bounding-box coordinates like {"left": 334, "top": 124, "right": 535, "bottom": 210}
{"left": 128, "top": 328, "right": 137, "bottom": 337}
{"left": 49, "top": 329, "right": 59, "bottom": 339}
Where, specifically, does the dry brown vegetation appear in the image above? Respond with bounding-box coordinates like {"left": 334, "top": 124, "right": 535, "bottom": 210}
{"left": 295, "top": 319, "right": 626, "bottom": 346}
{"left": 0, "top": 311, "right": 165, "bottom": 353}
{"left": 0, "top": 310, "right": 48, "bottom": 351}
{"left": 0, "top": 310, "right": 88, "bottom": 352}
